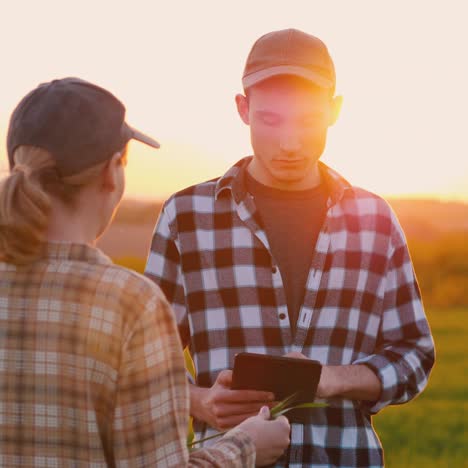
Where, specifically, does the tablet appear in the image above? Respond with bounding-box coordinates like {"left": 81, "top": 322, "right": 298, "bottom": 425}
{"left": 231, "top": 352, "right": 322, "bottom": 402}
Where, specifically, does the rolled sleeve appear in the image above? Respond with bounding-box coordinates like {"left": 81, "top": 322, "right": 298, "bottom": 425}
{"left": 354, "top": 219, "right": 435, "bottom": 414}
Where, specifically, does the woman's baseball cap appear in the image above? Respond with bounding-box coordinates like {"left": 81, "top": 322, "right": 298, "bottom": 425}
{"left": 7, "top": 77, "right": 160, "bottom": 176}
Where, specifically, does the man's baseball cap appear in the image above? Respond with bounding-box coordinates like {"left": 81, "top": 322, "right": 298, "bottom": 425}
{"left": 242, "top": 28, "right": 335, "bottom": 92}
{"left": 7, "top": 77, "right": 160, "bottom": 176}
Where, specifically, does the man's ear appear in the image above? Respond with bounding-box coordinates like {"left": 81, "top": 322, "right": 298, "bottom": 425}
{"left": 235, "top": 93, "right": 250, "bottom": 125}
{"left": 100, "top": 152, "right": 122, "bottom": 192}
{"left": 329, "top": 95, "right": 343, "bottom": 126}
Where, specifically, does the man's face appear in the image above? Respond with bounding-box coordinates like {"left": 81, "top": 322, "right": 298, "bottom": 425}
{"left": 237, "top": 76, "right": 338, "bottom": 190}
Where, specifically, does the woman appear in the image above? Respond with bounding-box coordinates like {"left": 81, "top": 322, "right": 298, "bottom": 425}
{"left": 0, "top": 77, "right": 290, "bottom": 467}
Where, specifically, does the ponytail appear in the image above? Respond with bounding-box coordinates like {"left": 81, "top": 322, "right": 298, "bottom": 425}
{"left": 0, "top": 145, "right": 112, "bottom": 265}
{"left": 0, "top": 147, "right": 53, "bottom": 265}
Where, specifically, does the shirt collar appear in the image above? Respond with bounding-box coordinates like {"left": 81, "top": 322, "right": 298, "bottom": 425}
{"left": 215, "top": 156, "right": 354, "bottom": 206}
{"left": 41, "top": 242, "right": 112, "bottom": 265}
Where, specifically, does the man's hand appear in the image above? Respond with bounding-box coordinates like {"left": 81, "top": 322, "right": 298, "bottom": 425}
{"left": 283, "top": 352, "right": 381, "bottom": 400}
{"left": 190, "top": 370, "right": 275, "bottom": 431}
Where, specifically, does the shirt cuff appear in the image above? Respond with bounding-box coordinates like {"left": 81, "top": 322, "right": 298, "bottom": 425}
{"left": 217, "top": 427, "right": 256, "bottom": 466}
{"left": 353, "top": 355, "right": 404, "bottom": 414}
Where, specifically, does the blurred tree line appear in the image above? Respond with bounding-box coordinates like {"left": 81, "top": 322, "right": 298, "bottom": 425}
{"left": 408, "top": 233, "right": 468, "bottom": 308}
{"left": 113, "top": 198, "right": 468, "bottom": 309}
{"left": 114, "top": 234, "right": 468, "bottom": 309}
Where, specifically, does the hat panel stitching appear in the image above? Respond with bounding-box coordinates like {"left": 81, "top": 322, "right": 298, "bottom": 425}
{"left": 283, "top": 28, "right": 293, "bottom": 67}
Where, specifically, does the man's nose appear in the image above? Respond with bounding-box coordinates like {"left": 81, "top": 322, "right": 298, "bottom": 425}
{"left": 279, "top": 132, "right": 301, "bottom": 153}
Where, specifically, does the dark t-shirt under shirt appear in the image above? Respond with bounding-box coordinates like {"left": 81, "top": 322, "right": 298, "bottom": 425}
{"left": 245, "top": 171, "right": 328, "bottom": 333}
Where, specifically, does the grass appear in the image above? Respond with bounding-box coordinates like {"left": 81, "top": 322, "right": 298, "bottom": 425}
{"left": 373, "top": 308, "right": 468, "bottom": 467}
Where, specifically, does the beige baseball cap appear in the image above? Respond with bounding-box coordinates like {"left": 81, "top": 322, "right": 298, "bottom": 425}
{"left": 242, "top": 28, "right": 336, "bottom": 92}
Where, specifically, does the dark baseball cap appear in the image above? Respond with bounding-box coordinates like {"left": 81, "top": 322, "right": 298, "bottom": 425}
{"left": 7, "top": 77, "right": 160, "bottom": 176}
{"left": 242, "top": 28, "right": 335, "bottom": 92}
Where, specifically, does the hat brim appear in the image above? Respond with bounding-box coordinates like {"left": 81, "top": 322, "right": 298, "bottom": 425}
{"left": 128, "top": 125, "right": 160, "bottom": 149}
{"left": 242, "top": 65, "right": 334, "bottom": 90}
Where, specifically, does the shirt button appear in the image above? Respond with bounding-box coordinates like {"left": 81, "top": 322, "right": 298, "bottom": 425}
{"left": 271, "top": 265, "right": 278, "bottom": 274}
{"left": 279, "top": 312, "right": 287, "bottom": 320}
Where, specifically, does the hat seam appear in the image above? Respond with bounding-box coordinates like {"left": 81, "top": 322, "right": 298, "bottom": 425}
{"left": 283, "top": 29, "right": 293, "bottom": 66}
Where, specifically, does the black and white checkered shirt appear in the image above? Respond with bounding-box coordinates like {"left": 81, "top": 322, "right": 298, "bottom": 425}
{"left": 145, "top": 157, "right": 435, "bottom": 468}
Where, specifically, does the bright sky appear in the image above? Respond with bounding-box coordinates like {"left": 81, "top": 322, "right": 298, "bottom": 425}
{"left": 1, "top": 0, "right": 467, "bottom": 201}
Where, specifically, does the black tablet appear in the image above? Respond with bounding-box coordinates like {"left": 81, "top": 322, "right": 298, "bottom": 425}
{"left": 231, "top": 352, "right": 322, "bottom": 402}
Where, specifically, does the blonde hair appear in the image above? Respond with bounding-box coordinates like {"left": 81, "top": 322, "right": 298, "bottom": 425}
{"left": 0, "top": 146, "right": 111, "bottom": 265}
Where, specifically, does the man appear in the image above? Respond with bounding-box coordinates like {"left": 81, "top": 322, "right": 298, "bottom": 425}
{"left": 145, "top": 29, "right": 435, "bottom": 467}
{"left": 0, "top": 77, "right": 290, "bottom": 467}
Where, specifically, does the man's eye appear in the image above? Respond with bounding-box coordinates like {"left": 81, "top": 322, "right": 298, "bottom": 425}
{"left": 261, "top": 115, "right": 281, "bottom": 126}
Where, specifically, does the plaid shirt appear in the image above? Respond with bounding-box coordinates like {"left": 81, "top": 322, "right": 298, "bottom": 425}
{"left": 145, "top": 157, "right": 435, "bottom": 468}
{"left": 0, "top": 242, "right": 255, "bottom": 467}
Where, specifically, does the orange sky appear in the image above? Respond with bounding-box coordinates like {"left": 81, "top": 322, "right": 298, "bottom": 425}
{"left": 1, "top": 0, "right": 467, "bottom": 202}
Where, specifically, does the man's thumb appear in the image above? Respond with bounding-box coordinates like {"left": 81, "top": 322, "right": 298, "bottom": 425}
{"left": 216, "top": 369, "right": 233, "bottom": 387}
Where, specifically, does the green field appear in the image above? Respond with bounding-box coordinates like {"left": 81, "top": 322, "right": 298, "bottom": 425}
{"left": 373, "top": 308, "right": 467, "bottom": 467}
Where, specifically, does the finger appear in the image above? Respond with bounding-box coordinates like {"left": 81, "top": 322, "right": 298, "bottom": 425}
{"left": 274, "top": 415, "right": 291, "bottom": 429}
{"left": 217, "top": 389, "right": 275, "bottom": 403}
{"left": 215, "top": 401, "right": 271, "bottom": 417}
{"left": 215, "top": 369, "right": 233, "bottom": 386}
{"left": 284, "top": 352, "right": 307, "bottom": 359}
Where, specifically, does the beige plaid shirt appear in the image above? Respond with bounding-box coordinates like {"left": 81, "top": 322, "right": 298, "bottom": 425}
{"left": 0, "top": 242, "right": 255, "bottom": 467}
